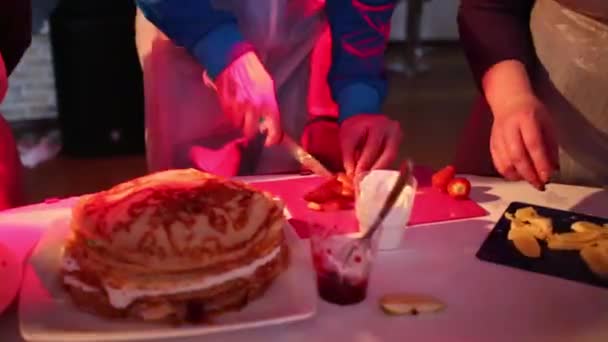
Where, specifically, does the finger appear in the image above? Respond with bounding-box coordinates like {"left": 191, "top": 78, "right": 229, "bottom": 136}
{"left": 371, "top": 126, "right": 401, "bottom": 170}
{"left": 490, "top": 129, "right": 517, "bottom": 180}
{"left": 520, "top": 115, "right": 553, "bottom": 183}
{"left": 355, "top": 129, "right": 383, "bottom": 175}
{"left": 340, "top": 126, "right": 361, "bottom": 177}
{"left": 541, "top": 117, "right": 560, "bottom": 171}
{"left": 505, "top": 123, "right": 543, "bottom": 189}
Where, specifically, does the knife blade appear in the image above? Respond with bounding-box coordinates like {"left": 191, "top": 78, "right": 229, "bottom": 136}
{"left": 280, "top": 133, "right": 334, "bottom": 178}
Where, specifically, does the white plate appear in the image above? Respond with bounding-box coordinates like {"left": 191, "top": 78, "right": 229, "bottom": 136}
{"left": 0, "top": 241, "right": 22, "bottom": 314}
{"left": 19, "top": 218, "right": 317, "bottom": 341}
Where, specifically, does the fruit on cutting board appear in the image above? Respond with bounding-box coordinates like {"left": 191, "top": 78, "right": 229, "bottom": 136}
{"left": 304, "top": 173, "right": 354, "bottom": 211}
{"left": 580, "top": 240, "right": 608, "bottom": 280}
{"left": 504, "top": 206, "right": 608, "bottom": 279}
{"left": 431, "top": 165, "right": 455, "bottom": 192}
{"left": 446, "top": 178, "right": 471, "bottom": 200}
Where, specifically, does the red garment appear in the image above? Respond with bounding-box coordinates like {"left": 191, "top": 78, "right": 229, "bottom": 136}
{"left": 303, "top": 26, "right": 343, "bottom": 172}
{"left": 308, "top": 27, "right": 338, "bottom": 117}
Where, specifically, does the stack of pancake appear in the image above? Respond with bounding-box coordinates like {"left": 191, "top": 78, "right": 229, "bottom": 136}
{"left": 60, "top": 169, "right": 289, "bottom": 324}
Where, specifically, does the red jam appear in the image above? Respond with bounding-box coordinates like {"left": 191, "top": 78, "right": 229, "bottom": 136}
{"left": 316, "top": 271, "right": 368, "bottom": 305}
{"left": 313, "top": 249, "right": 368, "bottom": 305}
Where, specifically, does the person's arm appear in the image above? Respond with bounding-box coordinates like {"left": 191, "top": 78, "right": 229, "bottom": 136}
{"left": 325, "top": 0, "right": 396, "bottom": 123}
{"left": 458, "top": 0, "right": 537, "bottom": 112}
{"left": 0, "top": 0, "right": 32, "bottom": 75}
{"left": 135, "top": 0, "right": 254, "bottom": 79}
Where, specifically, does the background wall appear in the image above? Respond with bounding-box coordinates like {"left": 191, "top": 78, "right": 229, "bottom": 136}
{"left": 1, "top": 24, "right": 56, "bottom": 122}
{"left": 390, "top": 0, "right": 459, "bottom": 41}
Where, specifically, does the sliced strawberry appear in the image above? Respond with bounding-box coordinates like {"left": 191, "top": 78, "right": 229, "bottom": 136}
{"left": 447, "top": 178, "right": 471, "bottom": 200}
{"left": 303, "top": 178, "right": 342, "bottom": 203}
{"left": 432, "top": 165, "right": 456, "bottom": 192}
{"left": 307, "top": 201, "right": 323, "bottom": 211}
{"left": 304, "top": 173, "right": 355, "bottom": 211}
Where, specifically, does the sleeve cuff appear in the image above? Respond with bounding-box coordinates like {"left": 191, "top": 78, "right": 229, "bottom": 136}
{"left": 191, "top": 22, "right": 254, "bottom": 79}
{"left": 337, "top": 83, "right": 382, "bottom": 123}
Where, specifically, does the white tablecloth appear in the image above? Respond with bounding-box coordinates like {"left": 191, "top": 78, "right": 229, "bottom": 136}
{"left": 1, "top": 175, "right": 607, "bottom": 342}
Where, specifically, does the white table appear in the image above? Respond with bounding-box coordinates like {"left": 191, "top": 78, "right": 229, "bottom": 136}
{"left": 1, "top": 175, "right": 607, "bottom": 342}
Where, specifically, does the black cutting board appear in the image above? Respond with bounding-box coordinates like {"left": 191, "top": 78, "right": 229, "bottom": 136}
{"left": 476, "top": 202, "right": 608, "bottom": 289}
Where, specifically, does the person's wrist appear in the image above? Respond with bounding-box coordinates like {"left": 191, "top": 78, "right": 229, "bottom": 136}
{"left": 336, "top": 83, "right": 381, "bottom": 123}
{"left": 192, "top": 23, "right": 254, "bottom": 80}
{"left": 490, "top": 92, "right": 541, "bottom": 120}
{"left": 214, "top": 51, "right": 270, "bottom": 91}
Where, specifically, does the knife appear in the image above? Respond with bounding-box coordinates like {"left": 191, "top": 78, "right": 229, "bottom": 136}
{"left": 255, "top": 116, "right": 333, "bottom": 178}
{"left": 280, "top": 133, "right": 334, "bottom": 178}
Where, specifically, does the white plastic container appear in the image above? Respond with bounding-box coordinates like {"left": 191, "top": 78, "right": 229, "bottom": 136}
{"left": 353, "top": 169, "right": 417, "bottom": 250}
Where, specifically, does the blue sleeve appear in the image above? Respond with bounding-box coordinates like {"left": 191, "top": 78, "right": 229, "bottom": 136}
{"left": 136, "top": 0, "right": 253, "bottom": 79}
{"left": 325, "top": 0, "right": 396, "bottom": 122}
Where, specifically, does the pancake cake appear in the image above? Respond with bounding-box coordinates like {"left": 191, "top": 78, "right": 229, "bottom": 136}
{"left": 60, "top": 168, "right": 289, "bottom": 324}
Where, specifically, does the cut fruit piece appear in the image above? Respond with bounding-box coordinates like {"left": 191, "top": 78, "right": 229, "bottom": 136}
{"left": 547, "top": 239, "right": 590, "bottom": 251}
{"left": 512, "top": 234, "right": 541, "bottom": 258}
{"left": 571, "top": 221, "right": 606, "bottom": 233}
{"left": 304, "top": 173, "right": 355, "bottom": 212}
{"left": 514, "top": 207, "right": 539, "bottom": 221}
{"left": 527, "top": 217, "right": 553, "bottom": 240}
{"left": 307, "top": 202, "right": 322, "bottom": 211}
{"left": 431, "top": 165, "right": 456, "bottom": 192}
{"left": 546, "top": 230, "right": 601, "bottom": 251}
{"left": 580, "top": 240, "right": 608, "bottom": 280}
{"left": 508, "top": 219, "right": 533, "bottom": 240}
{"left": 550, "top": 231, "right": 601, "bottom": 243}
{"left": 379, "top": 293, "right": 445, "bottom": 316}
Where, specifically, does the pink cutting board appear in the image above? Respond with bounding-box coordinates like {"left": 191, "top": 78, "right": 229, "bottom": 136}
{"left": 251, "top": 166, "right": 488, "bottom": 238}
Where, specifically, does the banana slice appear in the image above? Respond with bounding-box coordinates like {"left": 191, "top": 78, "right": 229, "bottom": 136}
{"left": 514, "top": 207, "right": 539, "bottom": 221}
{"left": 512, "top": 234, "right": 541, "bottom": 258}
{"left": 380, "top": 294, "right": 445, "bottom": 316}
{"left": 572, "top": 221, "right": 606, "bottom": 233}
{"left": 580, "top": 240, "right": 608, "bottom": 280}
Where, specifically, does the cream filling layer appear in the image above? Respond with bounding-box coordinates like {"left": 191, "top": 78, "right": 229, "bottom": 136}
{"left": 62, "top": 246, "right": 282, "bottom": 309}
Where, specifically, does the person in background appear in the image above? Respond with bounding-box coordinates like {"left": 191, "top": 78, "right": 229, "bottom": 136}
{"left": 134, "top": 0, "right": 403, "bottom": 178}
{"left": 455, "top": 0, "right": 608, "bottom": 189}
{"left": 0, "top": 0, "right": 31, "bottom": 209}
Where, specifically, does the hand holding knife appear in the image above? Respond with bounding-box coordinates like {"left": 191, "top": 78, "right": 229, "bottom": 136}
{"left": 259, "top": 117, "right": 334, "bottom": 178}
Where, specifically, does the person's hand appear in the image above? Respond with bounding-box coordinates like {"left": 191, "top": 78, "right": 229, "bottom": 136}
{"left": 340, "top": 114, "right": 403, "bottom": 176}
{"left": 490, "top": 94, "right": 559, "bottom": 190}
{"left": 214, "top": 52, "right": 282, "bottom": 146}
